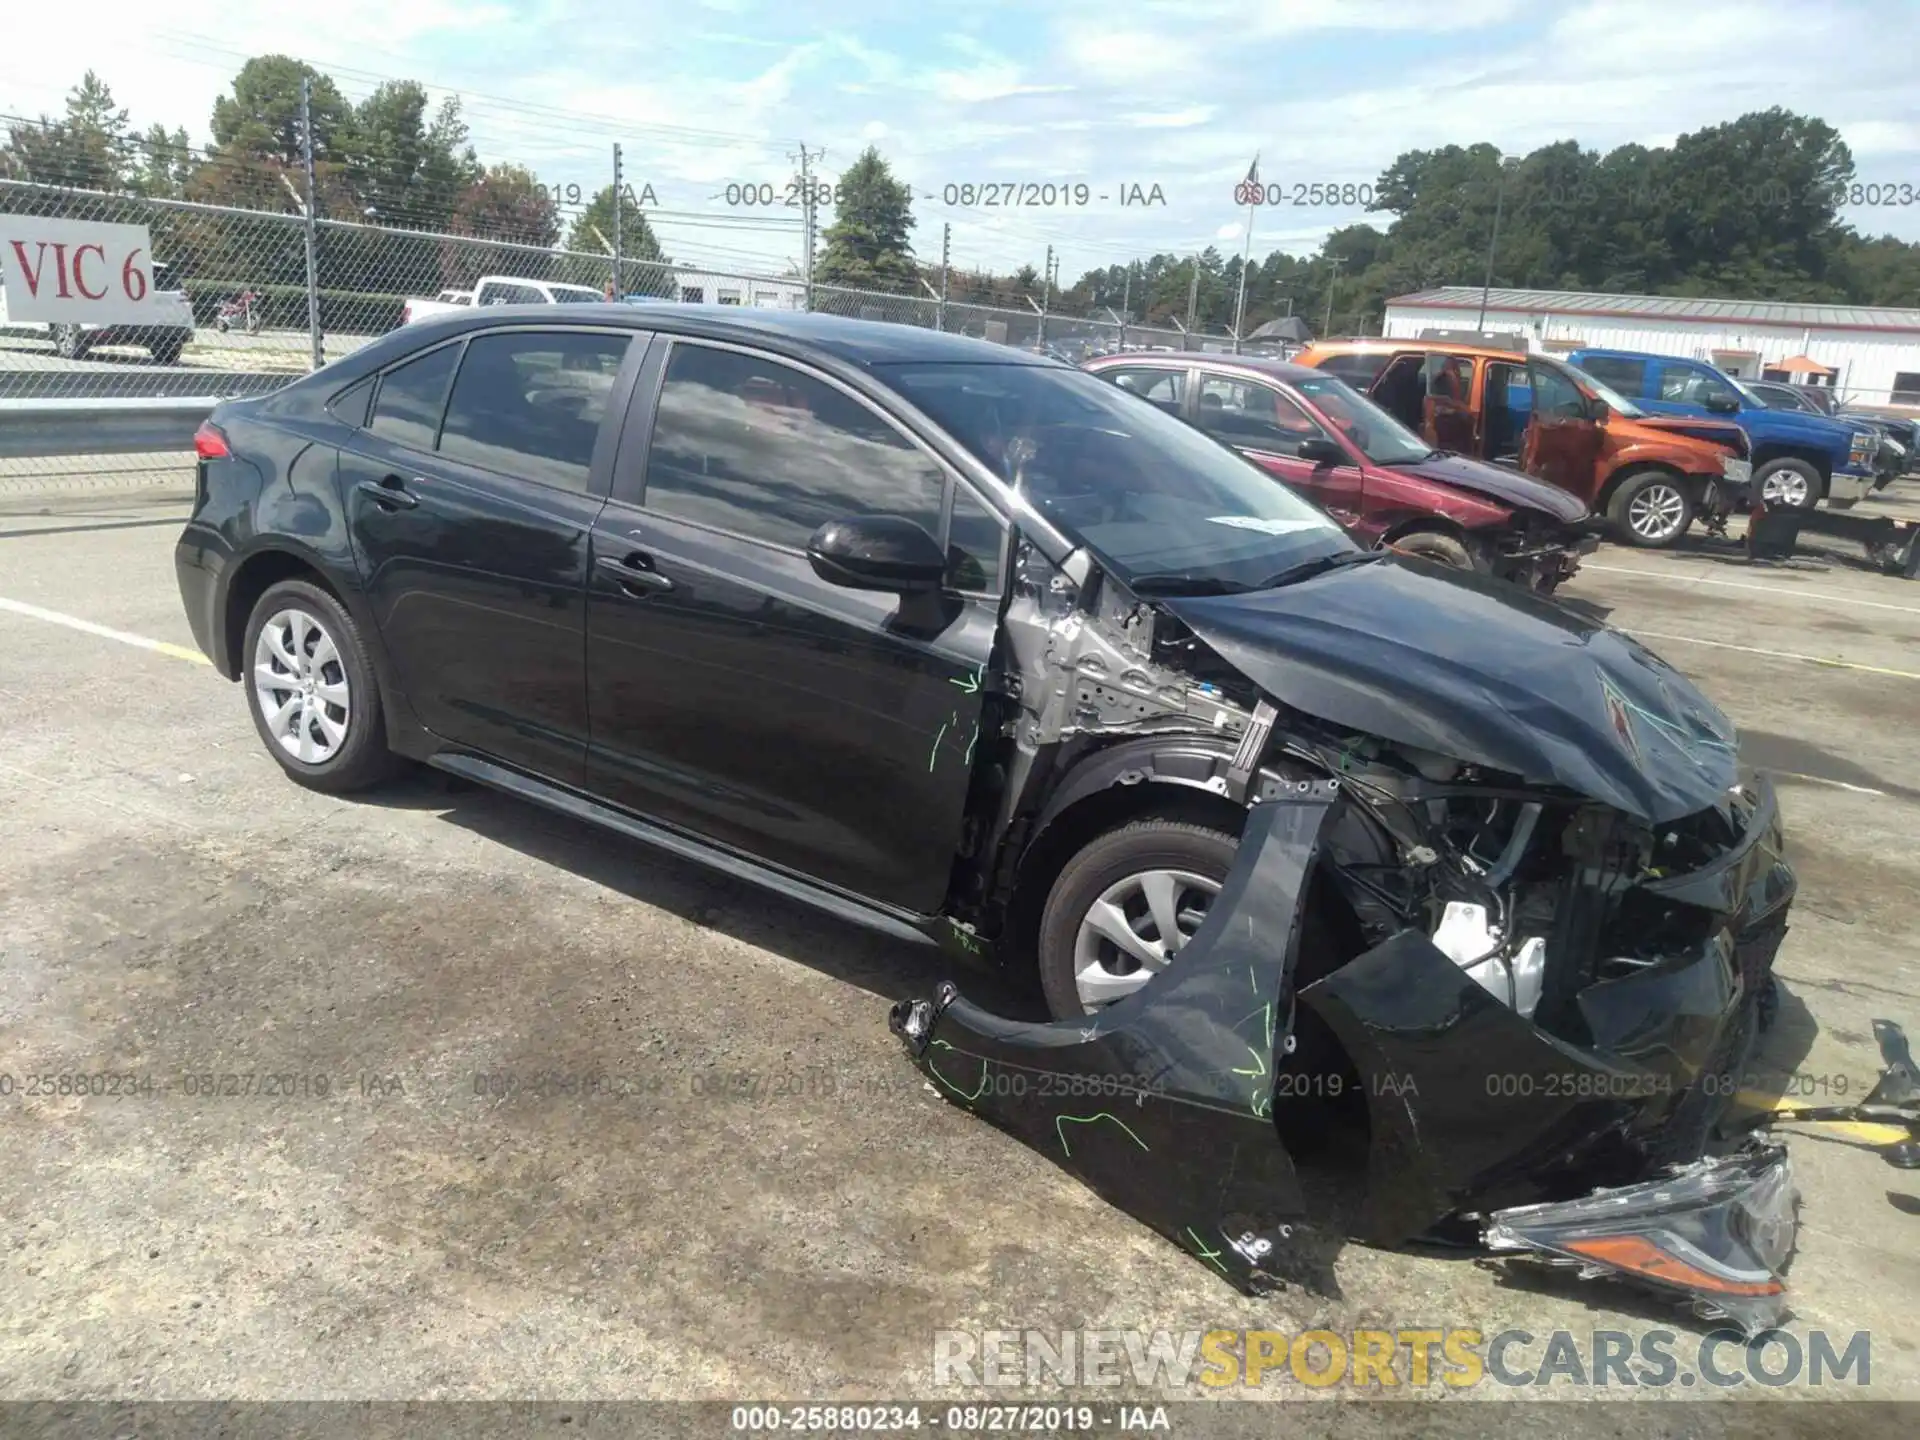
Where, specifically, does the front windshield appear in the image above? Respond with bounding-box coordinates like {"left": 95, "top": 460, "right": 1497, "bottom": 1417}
{"left": 1289, "top": 372, "right": 1432, "bottom": 464}
{"left": 1562, "top": 361, "right": 1645, "bottom": 418}
{"left": 881, "top": 361, "right": 1354, "bottom": 592}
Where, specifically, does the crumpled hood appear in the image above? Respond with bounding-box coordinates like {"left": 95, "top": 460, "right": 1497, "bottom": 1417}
{"left": 1160, "top": 556, "right": 1740, "bottom": 824}
{"left": 1395, "top": 451, "right": 1590, "bottom": 523}
{"left": 1630, "top": 414, "right": 1750, "bottom": 458}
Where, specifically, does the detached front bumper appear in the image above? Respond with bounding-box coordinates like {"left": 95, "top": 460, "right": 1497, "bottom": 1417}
{"left": 889, "top": 772, "right": 1798, "bottom": 1318}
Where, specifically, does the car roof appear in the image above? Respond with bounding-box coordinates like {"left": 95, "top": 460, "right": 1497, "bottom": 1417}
{"left": 1086, "top": 352, "right": 1323, "bottom": 384}
{"left": 400, "top": 302, "right": 1053, "bottom": 370}
{"left": 1301, "top": 338, "right": 1538, "bottom": 362}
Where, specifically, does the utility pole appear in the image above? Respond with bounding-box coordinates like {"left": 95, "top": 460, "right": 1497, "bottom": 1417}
{"left": 937, "top": 221, "right": 950, "bottom": 332}
{"left": 1185, "top": 256, "right": 1199, "bottom": 340}
{"left": 790, "top": 143, "right": 823, "bottom": 311}
{"left": 299, "top": 76, "right": 322, "bottom": 370}
{"left": 1039, "top": 244, "right": 1053, "bottom": 349}
{"left": 1323, "top": 256, "right": 1343, "bottom": 337}
{"left": 1478, "top": 157, "right": 1513, "bottom": 330}
{"left": 611, "top": 143, "right": 623, "bottom": 300}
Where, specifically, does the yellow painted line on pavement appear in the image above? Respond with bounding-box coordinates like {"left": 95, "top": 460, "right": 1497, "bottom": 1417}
{"left": 0, "top": 594, "right": 212, "bottom": 666}
{"left": 1587, "top": 563, "right": 1920, "bottom": 617}
{"left": 1631, "top": 628, "right": 1920, "bottom": 681}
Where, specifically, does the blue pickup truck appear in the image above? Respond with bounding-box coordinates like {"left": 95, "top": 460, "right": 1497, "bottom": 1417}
{"left": 1568, "top": 349, "right": 1887, "bottom": 512}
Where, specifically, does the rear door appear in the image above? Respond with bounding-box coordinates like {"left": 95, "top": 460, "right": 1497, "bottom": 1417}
{"left": 1193, "top": 371, "right": 1366, "bottom": 525}
{"left": 341, "top": 324, "right": 641, "bottom": 783}
{"left": 1420, "top": 353, "right": 1478, "bottom": 453}
{"left": 1099, "top": 364, "right": 1191, "bottom": 419}
{"left": 582, "top": 338, "right": 1003, "bottom": 913}
{"left": 1518, "top": 359, "right": 1604, "bottom": 500}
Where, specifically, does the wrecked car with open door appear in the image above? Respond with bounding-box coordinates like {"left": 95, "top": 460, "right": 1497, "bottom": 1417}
{"left": 880, "top": 353, "right": 1810, "bottom": 1333}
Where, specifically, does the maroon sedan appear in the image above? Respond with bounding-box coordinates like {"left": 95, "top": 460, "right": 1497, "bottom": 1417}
{"left": 1083, "top": 353, "right": 1601, "bottom": 592}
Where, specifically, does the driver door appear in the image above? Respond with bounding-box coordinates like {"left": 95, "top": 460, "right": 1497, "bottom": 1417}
{"left": 1194, "top": 372, "right": 1365, "bottom": 525}
{"left": 583, "top": 338, "right": 1004, "bottom": 914}
{"left": 1519, "top": 360, "right": 1604, "bottom": 497}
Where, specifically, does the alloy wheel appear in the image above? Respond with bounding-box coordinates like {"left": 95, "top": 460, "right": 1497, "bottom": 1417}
{"left": 1071, "top": 868, "right": 1222, "bottom": 1012}
{"left": 252, "top": 608, "right": 351, "bottom": 764}
{"left": 1760, "top": 469, "right": 1812, "bottom": 508}
{"left": 1626, "top": 482, "right": 1687, "bottom": 542}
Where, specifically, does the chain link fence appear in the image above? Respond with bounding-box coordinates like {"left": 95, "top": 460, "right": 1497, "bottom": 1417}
{"left": 1, "top": 177, "right": 1240, "bottom": 491}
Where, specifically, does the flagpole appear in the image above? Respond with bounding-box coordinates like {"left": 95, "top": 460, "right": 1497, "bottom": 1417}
{"left": 1232, "top": 154, "right": 1257, "bottom": 354}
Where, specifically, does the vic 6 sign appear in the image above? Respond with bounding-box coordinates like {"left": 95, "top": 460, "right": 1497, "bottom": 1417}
{"left": 0, "top": 215, "right": 164, "bottom": 326}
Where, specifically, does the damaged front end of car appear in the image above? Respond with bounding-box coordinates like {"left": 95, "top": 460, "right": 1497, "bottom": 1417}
{"left": 892, "top": 542, "right": 1823, "bottom": 1331}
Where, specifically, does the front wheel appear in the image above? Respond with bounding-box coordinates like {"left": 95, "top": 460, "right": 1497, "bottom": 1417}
{"left": 1036, "top": 819, "right": 1236, "bottom": 1019}
{"left": 53, "top": 324, "right": 88, "bottom": 359}
{"left": 243, "top": 579, "right": 404, "bottom": 794}
{"left": 1608, "top": 469, "right": 1694, "bottom": 548}
{"left": 1385, "top": 529, "right": 1475, "bottom": 570}
{"left": 1754, "top": 457, "right": 1821, "bottom": 512}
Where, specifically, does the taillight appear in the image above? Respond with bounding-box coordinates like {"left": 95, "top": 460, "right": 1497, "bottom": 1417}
{"left": 194, "top": 421, "right": 230, "bottom": 459}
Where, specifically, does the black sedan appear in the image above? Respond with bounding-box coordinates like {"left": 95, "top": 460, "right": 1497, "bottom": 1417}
{"left": 176, "top": 305, "right": 1799, "bottom": 1325}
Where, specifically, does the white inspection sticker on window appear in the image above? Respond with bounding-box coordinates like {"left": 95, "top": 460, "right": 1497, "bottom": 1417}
{"left": 1205, "top": 516, "right": 1334, "bottom": 535}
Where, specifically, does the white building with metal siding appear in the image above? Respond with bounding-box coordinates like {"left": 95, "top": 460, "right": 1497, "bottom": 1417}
{"left": 668, "top": 269, "right": 807, "bottom": 309}
{"left": 1382, "top": 286, "right": 1920, "bottom": 408}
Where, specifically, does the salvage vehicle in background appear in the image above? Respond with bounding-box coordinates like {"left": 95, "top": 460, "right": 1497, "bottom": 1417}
{"left": 0, "top": 264, "right": 194, "bottom": 364}
{"left": 1294, "top": 339, "right": 1752, "bottom": 548}
{"left": 1746, "top": 379, "right": 1919, "bottom": 476}
{"left": 1569, "top": 348, "right": 1890, "bottom": 510}
{"left": 176, "top": 306, "right": 1802, "bottom": 1328}
{"left": 1083, "top": 352, "right": 1600, "bottom": 592}
{"left": 398, "top": 275, "right": 607, "bottom": 327}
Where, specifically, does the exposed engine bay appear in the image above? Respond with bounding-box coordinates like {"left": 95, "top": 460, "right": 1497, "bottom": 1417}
{"left": 887, "top": 536, "right": 1920, "bottom": 1336}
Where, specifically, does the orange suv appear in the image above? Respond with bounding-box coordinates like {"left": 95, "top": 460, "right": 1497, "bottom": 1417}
{"left": 1294, "top": 339, "right": 1754, "bottom": 548}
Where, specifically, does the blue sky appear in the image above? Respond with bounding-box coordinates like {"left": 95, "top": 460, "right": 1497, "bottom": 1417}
{"left": 5, "top": 0, "right": 1920, "bottom": 283}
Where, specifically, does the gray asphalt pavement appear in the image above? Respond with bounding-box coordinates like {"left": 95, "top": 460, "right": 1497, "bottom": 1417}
{"left": 2, "top": 476, "right": 1919, "bottom": 1426}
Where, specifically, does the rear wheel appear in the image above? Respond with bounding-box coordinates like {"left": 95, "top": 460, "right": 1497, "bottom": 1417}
{"left": 243, "top": 579, "right": 403, "bottom": 793}
{"left": 53, "top": 324, "right": 88, "bottom": 359}
{"left": 1608, "top": 469, "right": 1693, "bottom": 548}
{"left": 149, "top": 334, "right": 185, "bottom": 365}
{"left": 1036, "top": 819, "right": 1236, "bottom": 1019}
{"left": 1386, "top": 529, "right": 1475, "bottom": 570}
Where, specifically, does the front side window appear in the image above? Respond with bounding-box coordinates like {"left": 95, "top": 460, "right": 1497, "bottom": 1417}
{"left": 1659, "top": 364, "right": 1739, "bottom": 409}
{"left": 643, "top": 343, "right": 946, "bottom": 549}
{"left": 437, "top": 330, "right": 631, "bottom": 492}
{"left": 1529, "top": 360, "right": 1589, "bottom": 419}
{"left": 369, "top": 342, "right": 462, "bottom": 450}
{"left": 880, "top": 360, "right": 1351, "bottom": 594}
{"left": 1104, "top": 366, "right": 1186, "bottom": 415}
{"left": 1196, "top": 375, "right": 1325, "bottom": 455}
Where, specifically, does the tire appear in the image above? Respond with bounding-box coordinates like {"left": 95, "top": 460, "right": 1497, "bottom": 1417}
{"left": 1036, "top": 818, "right": 1238, "bottom": 1020}
{"left": 1386, "top": 529, "right": 1475, "bottom": 569}
{"left": 1753, "top": 457, "right": 1820, "bottom": 512}
{"left": 1607, "top": 468, "right": 1694, "bottom": 548}
{"left": 149, "top": 335, "right": 185, "bottom": 365}
{"left": 53, "top": 324, "right": 87, "bottom": 360}
{"left": 242, "top": 579, "right": 403, "bottom": 794}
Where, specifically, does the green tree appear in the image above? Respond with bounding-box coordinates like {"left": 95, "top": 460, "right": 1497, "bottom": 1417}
{"left": 347, "top": 81, "right": 478, "bottom": 230}
{"left": 210, "top": 55, "right": 352, "bottom": 167}
{"left": 0, "top": 71, "right": 131, "bottom": 191}
{"left": 817, "top": 146, "right": 917, "bottom": 289}
{"left": 442, "top": 163, "right": 560, "bottom": 287}
{"left": 130, "top": 124, "right": 194, "bottom": 199}
{"left": 565, "top": 184, "right": 665, "bottom": 262}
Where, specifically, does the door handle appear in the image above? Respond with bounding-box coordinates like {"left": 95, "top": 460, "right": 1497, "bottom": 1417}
{"left": 356, "top": 475, "right": 419, "bottom": 510}
{"left": 596, "top": 552, "right": 675, "bottom": 595}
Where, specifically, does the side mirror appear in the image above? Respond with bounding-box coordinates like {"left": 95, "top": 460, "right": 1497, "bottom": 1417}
{"left": 807, "top": 515, "right": 948, "bottom": 593}
{"left": 1297, "top": 436, "right": 1346, "bottom": 466}
{"left": 1706, "top": 394, "right": 1740, "bottom": 414}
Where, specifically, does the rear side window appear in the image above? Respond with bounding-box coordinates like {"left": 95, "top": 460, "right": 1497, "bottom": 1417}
{"left": 369, "top": 343, "right": 461, "bottom": 450}
{"left": 1576, "top": 355, "right": 1646, "bottom": 393}
{"left": 328, "top": 376, "right": 374, "bottom": 428}
{"left": 642, "top": 343, "right": 945, "bottom": 549}
{"left": 438, "top": 330, "right": 630, "bottom": 492}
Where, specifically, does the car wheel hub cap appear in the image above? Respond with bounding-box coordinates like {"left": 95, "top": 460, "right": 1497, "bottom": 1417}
{"left": 1072, "top": 868, "right": 1222, "bottom": 1013}
{"left": 253, "top": 608, "right": 350, "bottom": 765}
{"left": 1628, "top": 483, "right": 1686, "bottom": 540}
{"left": 1762, "top": 471, "right": 1810, "bottom": 507}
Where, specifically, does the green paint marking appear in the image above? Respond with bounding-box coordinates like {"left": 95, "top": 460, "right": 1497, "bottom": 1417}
{"left": 1186, "top": 1226, "right": 1229, "bottom": 1273}
{"left": 1230, "top": 1044, "right": 1268, "bottom": 1081}
{"left": 927, "top": 718, "right": 952, "bottom": 772}
{"left": 927, "top": 1053, "right": 990, "bottom": 1102}
{"left": 963, "top": 723, "right": 979, "bottom": 765}
{"left": 1055, "top": 1112, "right": 1150, "bottom": 1159}
{"left": 950, "top": 666, "right": 982, "bottom": 695}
